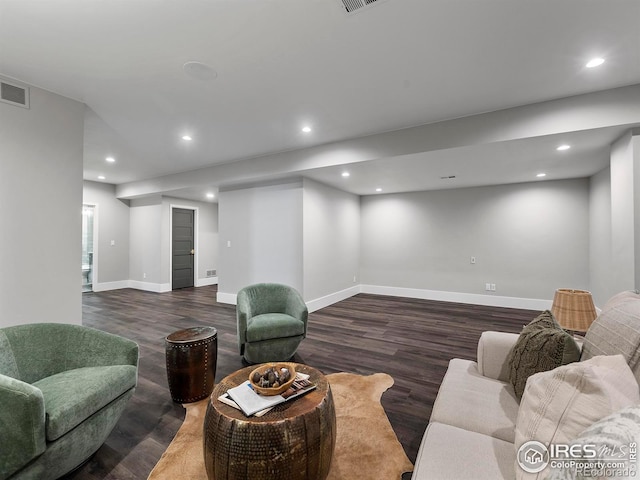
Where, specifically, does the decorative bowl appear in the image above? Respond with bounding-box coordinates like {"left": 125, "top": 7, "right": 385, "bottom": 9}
{"left": 249, "top": 363, "right": 296, "bottom": 396}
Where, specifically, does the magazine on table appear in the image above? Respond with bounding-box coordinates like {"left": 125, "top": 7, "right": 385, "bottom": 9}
{"left": 222, "top": 372, "right": 316, "bottom": 417}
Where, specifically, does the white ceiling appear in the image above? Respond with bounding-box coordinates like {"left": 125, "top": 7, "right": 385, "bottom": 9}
{"left": 1, "top": 0, "right": 639, "bottom": 200}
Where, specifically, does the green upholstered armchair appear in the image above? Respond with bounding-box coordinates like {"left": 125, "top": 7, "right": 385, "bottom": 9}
{"left": 237, "top": 283, "right": 308, "bottom": 364}
{"left": 0, "top": 323, "right": 138, "bottom": 480}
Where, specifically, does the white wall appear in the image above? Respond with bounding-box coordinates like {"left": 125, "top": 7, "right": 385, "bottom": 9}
{"left": 217, "top": 180, "right": 303, "bottom": 301}
{"left": 589, "top": 167, "right": 614, "bottom": 306}
{"left": 360, "top": 179, "right": 590, "bottom": 307}
{"left": 303, "top": 179, "right": 360, "bottom": 308}
{"left": 0, "top": 84, "right": 84, "bottom": 327}
{"left": 129, "top": 196, "right": 164, "bottom": 291}
{"left": 83, "top": 181, "right": 130, "bottom": 290}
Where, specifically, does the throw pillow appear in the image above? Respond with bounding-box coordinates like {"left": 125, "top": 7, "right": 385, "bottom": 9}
{"left": 514, "top": 355, "right": 640, "bottom": 480}
{"left": 581, "top": 291, "right": 640, "bottom": 386}
{"left": 547, "top": 404, "right": 640, "bottom": 480}
{"left": 508, "top": 310, "right": 581, "bottom": 400}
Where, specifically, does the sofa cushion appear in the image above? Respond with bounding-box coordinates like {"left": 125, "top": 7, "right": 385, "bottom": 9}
{"left": 547, "top": 404, "right": 640, "bottom": 480}
{"left": 507, "top": 310, "right": 581, "bottom": 400}
{"left": 514, "top": 355, "right": 640, "bottom": 479}
{"left": 33, "top": 365, "right": 137, "bottom": 441}
{"left": 430, "top": 358, "right": 520, "bottom": 443}
{"left": 581, "top": 291, "right": 640, "bottom": 384}
{"left": 246, "top": 313, "right": 305, "bottom": 342}
{"left": 412, "top": 422, "right": 516, "bottom": 480}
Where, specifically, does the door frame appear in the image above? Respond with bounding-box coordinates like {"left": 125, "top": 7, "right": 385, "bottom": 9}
{"left": 82, "top": 203, "right": 99, "bottom": 290}
{"left": 169, "top": 204, "right": 199, "bottom": 289}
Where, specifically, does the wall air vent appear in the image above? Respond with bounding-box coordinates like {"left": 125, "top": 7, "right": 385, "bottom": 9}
{"left": 338, "top": 0, "right": 386, "bottom": 14}
{"left": 0, "top": 79, "right": 29, "bottom": 109}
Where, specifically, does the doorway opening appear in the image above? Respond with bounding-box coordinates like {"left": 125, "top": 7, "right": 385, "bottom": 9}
{"left": 82, "top": 205, "right": 95, "bottom": 292}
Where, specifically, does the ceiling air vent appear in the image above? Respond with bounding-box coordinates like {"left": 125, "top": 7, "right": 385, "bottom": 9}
{"left": 0, "top": 79, "right": 29, "bottom": 109}
{"left": 338, "top": 0, "right": 385, "bottom": 14}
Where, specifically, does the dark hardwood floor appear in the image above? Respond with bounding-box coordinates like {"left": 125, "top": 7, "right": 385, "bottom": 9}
{"left": 67, "top": 285, "right": 537, "bottom": 479}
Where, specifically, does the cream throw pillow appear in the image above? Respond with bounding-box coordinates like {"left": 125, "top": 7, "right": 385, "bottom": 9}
{"left": 515, "top": 355, "right": 640, "bottom": 480}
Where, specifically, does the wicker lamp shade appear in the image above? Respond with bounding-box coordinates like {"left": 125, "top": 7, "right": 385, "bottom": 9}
{"left": 551, "top": 288, "right": 597, "bottom": 332}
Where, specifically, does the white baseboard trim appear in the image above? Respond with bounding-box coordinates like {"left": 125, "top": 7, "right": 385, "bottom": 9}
{"left": 197, "top": 276, "right": 219, "bottom": 287}
{"left": 92, "top": 280, "right": 130, "bottom": 292}
{"left": 306, "top": 286, "right": 361, "bottom": 313}
{"left": 360, "top": 284, "right": 552, "bottom": 311}
{"left": 217, "top": 291, "right": 237, "bottom": 305}
{"left": 129, "top": 281, "right": 172, "bottom": 293}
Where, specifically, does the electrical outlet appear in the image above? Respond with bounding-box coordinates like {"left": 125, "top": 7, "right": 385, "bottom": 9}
{"left": 485, "top": 283, "right": 491, "bottom": 291}
{"left": 491, "top": 283, "right": 496, "bottom": 291}
{"left": 143, "top": 273, "right": 147, "bottom": 279}
{"left": 470, "top": 256, "right": 476, "bottom": 264}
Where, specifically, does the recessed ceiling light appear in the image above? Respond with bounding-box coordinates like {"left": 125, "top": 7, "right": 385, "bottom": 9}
{"left": 375, "top": 188, "right": 382, "bottom": 192}
{"left": 182, "top": 135, "right": 192, "bottom": 141}
{"left": 341, "top": 172, "right": 350, "bottom": 178}
{"left": 105, "top": 156, "right": 115, "bottom": 163}
{"left": 586, "top": 57, "right": 605, "bottom": 68}
{"left": 557, "top": 144, "right": 571, "bottom": 151}
{"left": 98, "top": 175, "right": 106, "bottom": 180}
{"left": 206, "top": 193, "right": 215, "bottom": 199}
{"left": 536, "top": 173, "right": 547, "bottom": 178}
{"left": 183, "top": 61, "right": 217, "bottom": 81}
{"left": 301, "top": 126, "right": 312, "bottom": 133}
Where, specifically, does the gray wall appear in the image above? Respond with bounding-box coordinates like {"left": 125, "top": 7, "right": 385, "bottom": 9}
{"left": 360, "top": 179, "right": 590, "bottom": 302}
{"left": 0, "top": 84, "right": 84, "bottom": 327}
{"left": 303, "top": 178, "right": 360, "bottom": 302}
{"left": 129, "top": 197, "right": 164, "bottom": 288}
{"left": 589, "top": 167, "right": 614, "bottom": 306}
{"left": 83, "top": 181, "right": 130, "bottom": 289}
{"left": 218, "top": 180, "right": 303, "bottom": 298}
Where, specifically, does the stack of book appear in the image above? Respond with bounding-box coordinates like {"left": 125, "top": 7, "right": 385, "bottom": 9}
{"left": 220, "top": 372, "right": 316, "bottom": 417}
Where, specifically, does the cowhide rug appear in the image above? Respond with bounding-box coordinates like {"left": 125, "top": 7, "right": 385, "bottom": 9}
{"left": 148, "top": 372, "right": 413, "bottom": 480}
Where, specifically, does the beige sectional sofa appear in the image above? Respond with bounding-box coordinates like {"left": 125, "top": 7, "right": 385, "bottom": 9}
{"left": 412, "top": 291, "right": 640, "bottom": 480}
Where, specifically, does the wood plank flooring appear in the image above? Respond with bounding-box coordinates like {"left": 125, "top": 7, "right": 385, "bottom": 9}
{"left": 66, "top": 285, "right": 537, "bottom": 479}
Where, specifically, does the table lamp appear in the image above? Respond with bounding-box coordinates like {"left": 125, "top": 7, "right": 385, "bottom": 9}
{"left": 551, "top": 288, "right": 597, "bottom": 332}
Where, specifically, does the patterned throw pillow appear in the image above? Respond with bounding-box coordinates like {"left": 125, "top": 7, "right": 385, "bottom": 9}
{"left": 547, "top": 404, "right": 640, "bottom": 480}
{"left": 508, "top": 310, "right": 581, "bottom": 400}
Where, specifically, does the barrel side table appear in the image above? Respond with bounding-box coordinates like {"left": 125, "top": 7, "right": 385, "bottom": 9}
{"left": 165, "top": 326, "right": 217, "bottom": 403}
{"left": 204, "top": 363, "right": 336, "bottom": 480}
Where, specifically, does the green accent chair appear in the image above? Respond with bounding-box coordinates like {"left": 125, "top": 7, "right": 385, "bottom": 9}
{"left": 0, "top": 323, "right": 138, "bottom": 480}
{"left": 237, "top": 283, "right": 308, "bottom": 364}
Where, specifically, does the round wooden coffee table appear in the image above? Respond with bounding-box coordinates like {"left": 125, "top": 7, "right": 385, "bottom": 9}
{"left": 204, "top": 364, "right": 336, "bottom": 480}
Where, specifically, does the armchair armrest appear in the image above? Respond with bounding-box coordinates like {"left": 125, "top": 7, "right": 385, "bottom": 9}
{"left": 284, "top": 291, "right": 309, "bottom": 336}
{"left": 236, "top": 292, "right": 252, "bottom": 354}
{"left": 476, "top": 331, "right": 519, "bottom": 382}
{"left": 0, "top": 375, "right": 46, "bottom": 479}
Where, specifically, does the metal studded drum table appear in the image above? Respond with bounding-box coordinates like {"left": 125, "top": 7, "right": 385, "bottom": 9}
{"left": 204, "top": 363, "right": 336, "bottom": 480}
{"left": 165, "top": 326, "right": 217, "bottom": 403}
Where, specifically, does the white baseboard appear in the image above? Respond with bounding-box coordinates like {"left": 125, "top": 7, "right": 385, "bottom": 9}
{"left": 214, "top": 283, "right": 550, "bottom": 312}
{"left": 197, "top": 276, "right": 218, "bottom": 287}
{"left": 217, "top": 291, "right": 237, "bottom": 305}
{"left": 306, "top": 286, "right": 361, "bottom": 313}
{"left": 360, "top": 284, "right": 552, "bottom": 311}
{"left": 92, "top": 280, "right": 130, "bottom": 292}
{"left": 129, "top": 281, "right": 172, "bottom": 293}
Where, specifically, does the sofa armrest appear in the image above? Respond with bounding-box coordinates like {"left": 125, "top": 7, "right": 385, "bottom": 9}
{"left": 0, "top": 375, "right": 46, "bottom": 479}
{"left": 476, "top": 331, "right": 519, "bottom": 382}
